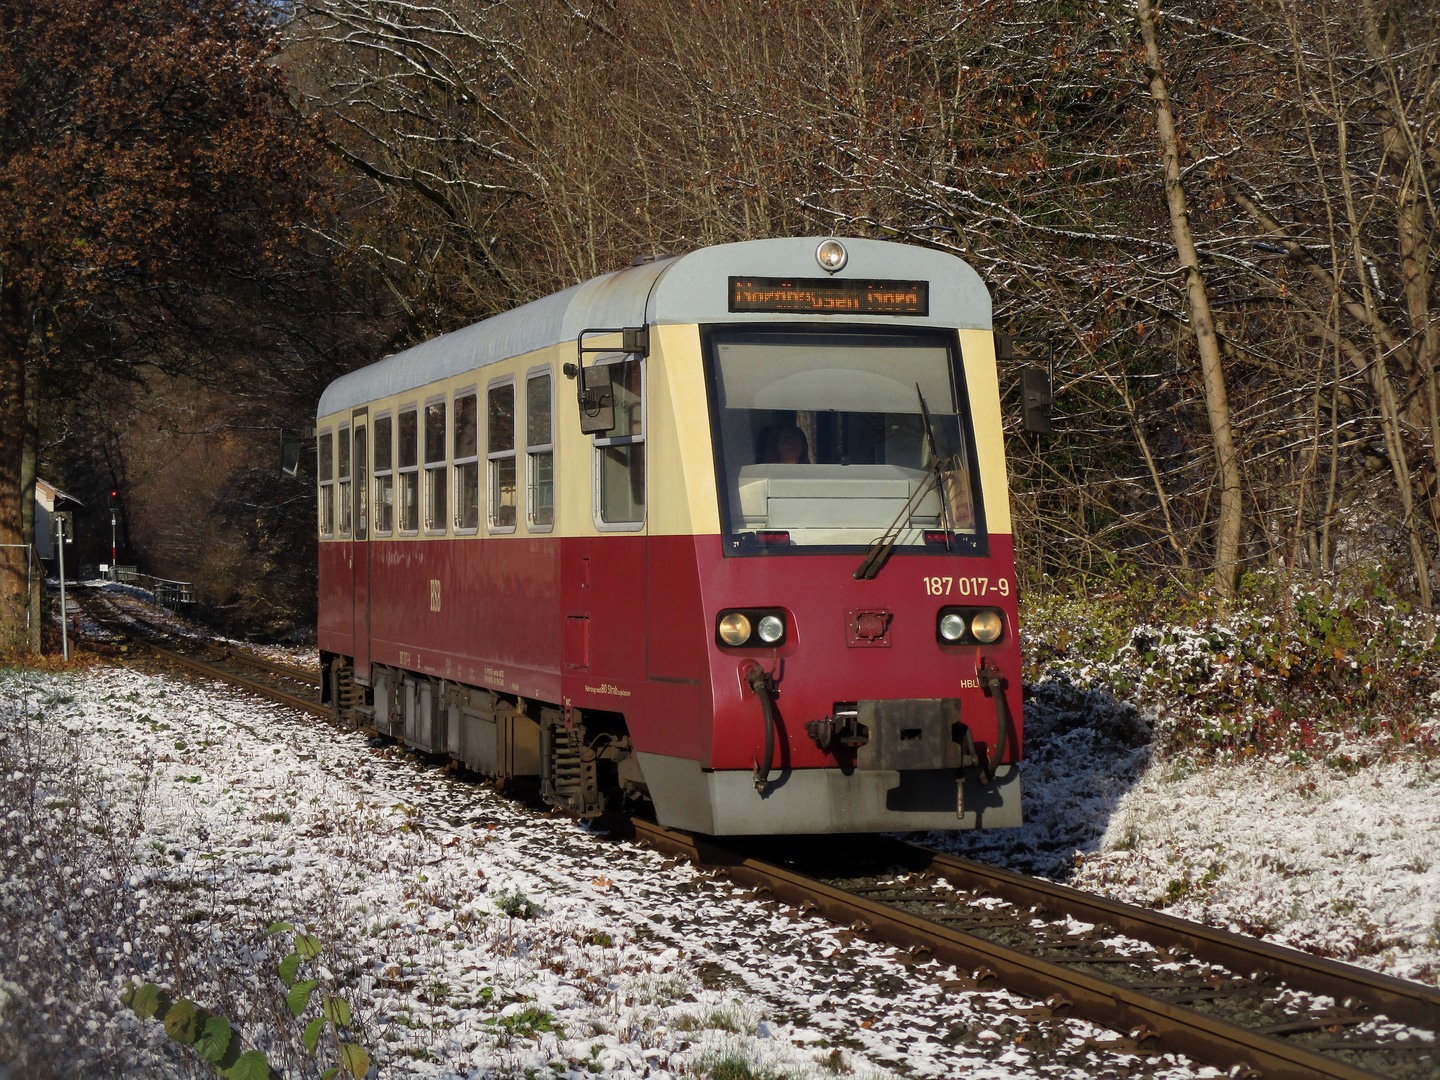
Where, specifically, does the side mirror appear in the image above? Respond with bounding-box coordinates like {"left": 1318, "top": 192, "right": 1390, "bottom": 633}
{"left": 1020, "top": 367, "right": 1053, "bottom": 434}
{"left": 998, "top": 334, "right": 1054, "bottom": 435}
{"left": 578, "top": 366, "right": 616, "bottom": 435}
{"left": 280, "top": 427, "right": 314, "bottom": 478}
{"left": 571, "top": 326, "right": 647, "bottom": 435}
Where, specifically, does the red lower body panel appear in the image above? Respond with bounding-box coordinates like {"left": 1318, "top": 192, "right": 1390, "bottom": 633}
{"left": 320, "top": 532, "right": 1022, "bottom": 774}
{"left": 680, "top": 534, "right": 1022, "bottom": 771}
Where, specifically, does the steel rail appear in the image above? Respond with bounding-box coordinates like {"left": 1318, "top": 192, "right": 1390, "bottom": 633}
{"left": 624, "top": 817, "right": 1411, "bottom": 1080}
{"left": 208, "top": 646, "right": 321, "bottom": 688}
{"left": 78, "top": 589, "right": 328, "bottom": 715}
{"left": 904, "top": 844, "right": 1440, "bottom": 1035}
{"left": 147, "top": 643, "right": 332, "bottom": 720}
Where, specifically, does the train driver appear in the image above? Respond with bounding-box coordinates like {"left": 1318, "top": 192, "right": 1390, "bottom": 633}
{"left": 763, "top": 424, "right": 809, "bottom": 465}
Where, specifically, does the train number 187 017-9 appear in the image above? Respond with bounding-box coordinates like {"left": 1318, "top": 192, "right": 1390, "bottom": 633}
{"left": 923, "top": 575, "right": 1011, "bottom": 597}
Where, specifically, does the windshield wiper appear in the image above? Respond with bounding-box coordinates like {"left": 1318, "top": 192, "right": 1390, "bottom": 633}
{"left": 852, "top": 471, "right": 938, "bottom": 580}
{"left": 852, "top": 385, "right": 956, "bottom": 580}
{"left": 916, "top": 385, "right": 956, "bottom": 551}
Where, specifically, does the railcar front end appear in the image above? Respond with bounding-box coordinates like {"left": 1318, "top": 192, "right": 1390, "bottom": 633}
{"left": 316, "top": 237, "right": 1022, "bottom": 835}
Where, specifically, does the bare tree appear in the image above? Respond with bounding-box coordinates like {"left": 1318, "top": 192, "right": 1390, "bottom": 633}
{"left": 285, "top": 0, "right": 1440, "bottom": 601}
{"left": 1136, "top": 0, "right": 1243, "bottom": 596}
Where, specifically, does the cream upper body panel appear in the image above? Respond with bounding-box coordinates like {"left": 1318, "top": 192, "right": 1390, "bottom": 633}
{"left": 645, "top": 325, "right": 722, "bottom": 537}
{"left": 958, "top": 328, "right": 1012, "bottom": 537}
{"left": 317, "top": 237, "right": 1005, "bottom": 543}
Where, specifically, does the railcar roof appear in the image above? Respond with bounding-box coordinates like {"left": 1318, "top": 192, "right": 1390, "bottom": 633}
{"left": 317, "top": 237, "right": 991, "bottom": 419}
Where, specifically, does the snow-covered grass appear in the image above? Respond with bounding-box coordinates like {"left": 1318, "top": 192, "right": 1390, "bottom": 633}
{"left": 1020, "top": 566, "right": 1440, "bottom": 761}
{"left": 0, "top": 663, "right": 1209, "bottom": 1080}
{"left": 925, "top": 568, "right": 1440, "bottom": 988}
{"left": 7, "top": 567, "right": 1439, "bottom": 1079}
{"left": 1071, "top": 752, "right": 1440, "bottom": 984}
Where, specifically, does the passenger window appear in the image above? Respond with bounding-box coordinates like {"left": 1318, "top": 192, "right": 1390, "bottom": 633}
{"left": 398, "top": 408, "right": 419, "bottom": 532}
{"left": 424, "top": 400, "right": 447, "bottom": 532}
{"left": 594, "top": 360, "right": 643, "bottom": 526}
{"left": 317, "top": 429, "right": 335, "bottom": 537}
{"left": 353, "top": 424, "right": 368, "bottom": 539}
{"left": 337, "top": 424, "right": 352, "bottom": 537}
{"left": 453, "top": 394, "right": 480, "bottom": 531}
{"left": 488, "top": 381, "right": 517, "bottom": 530}
{"left": 527, "top": 373, "right": 554, "bottom": 529}
{"left": 373, "top": 415, "right": 393, "bottom": 534}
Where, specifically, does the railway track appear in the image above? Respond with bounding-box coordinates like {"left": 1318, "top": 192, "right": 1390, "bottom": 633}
{"left": 78, "top": 587, "right": 327, "bottom": 719}
{"left": 71, "top": 586, "right": 1440, "bottom": 1080}
{"left": 148, "top": 642, "right": 328, "bottom": 719}
{"left": 618, "top": 822, "right": 1439, "bottom": 1080}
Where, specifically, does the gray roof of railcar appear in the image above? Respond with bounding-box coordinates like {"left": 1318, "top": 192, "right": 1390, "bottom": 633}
{"left": 317, "top": 237, "right": 992, "bottom": 418}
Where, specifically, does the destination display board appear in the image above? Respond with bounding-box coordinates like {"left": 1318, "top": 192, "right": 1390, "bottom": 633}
{"left": 729, "top": 277, "right": 929, "bottom": 316}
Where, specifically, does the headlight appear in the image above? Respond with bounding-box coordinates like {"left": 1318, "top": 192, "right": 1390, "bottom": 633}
{"left": 756, "top": 614, "right": 785, "bottom": 644}
{"left": 815, "top": 238, "right": 848, "bottom": 273}
{"left": 970, "top": 610, "right": 1004, "bottom": 644}
{"left": 718, "top": 613, "right": 752, "bottom": 646}
{"left": 936, "top": 606, "right": 1005, "bottom": 645}
{"left": 717, "top": 608, "right": 789, "bottom": 648}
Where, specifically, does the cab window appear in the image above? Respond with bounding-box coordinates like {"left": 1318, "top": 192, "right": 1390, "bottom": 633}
{"left": 704, "top": 326, "right": 982, "bottom": 555}
{"left": 594, "top": 360, "right": 643, "bottom": 528}
{"left": 527, "top": 371, "right": 554, "bottom": 529}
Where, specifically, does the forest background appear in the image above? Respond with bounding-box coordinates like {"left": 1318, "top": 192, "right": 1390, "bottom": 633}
{"left": 2, "top": 0, "right": 1436, "bottom": 639}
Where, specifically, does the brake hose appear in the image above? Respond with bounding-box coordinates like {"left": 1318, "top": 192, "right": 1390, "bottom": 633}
{"left": 745, "top": 665, "right": 779, "bottom": 793}
{"left": 976, "top": 657, "right": 1011, "bottom": 786}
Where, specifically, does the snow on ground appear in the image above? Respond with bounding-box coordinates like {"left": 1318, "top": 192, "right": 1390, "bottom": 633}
{"left": 0, "top": 664, "right": 1217, "bottom": 1080}
{"left": 1070, "top": 752, "right": 1440, "bottom": 985}
{"left": 10, "top": 582, "right": 1438, "bottom": 1077}
{"left": 922, "top": 676, "right": 1440, "bottom": 988}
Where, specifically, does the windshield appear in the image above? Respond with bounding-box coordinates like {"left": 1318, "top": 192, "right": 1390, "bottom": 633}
{"left": 704, "top": 326, "right": 984, "bottom": 555}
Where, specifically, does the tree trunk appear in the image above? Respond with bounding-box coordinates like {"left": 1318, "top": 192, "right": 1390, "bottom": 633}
{"left": 0, "top": 299, "right": 28, "bottom": 647}
{"left": 22, "top": 357, "right": 40, "bottom": 654}
{"left": 1136, "top": 0, "right": 1244, "bottom": 598}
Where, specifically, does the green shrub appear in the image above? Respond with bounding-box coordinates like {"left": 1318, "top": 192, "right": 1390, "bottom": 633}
{"left": 492, "top": 888, "right": 542, "bottom": 919}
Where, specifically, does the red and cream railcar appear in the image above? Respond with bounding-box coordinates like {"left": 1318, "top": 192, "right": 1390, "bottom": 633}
{"left": 316, "top": 237, "right": 1022, "bottom": 834}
